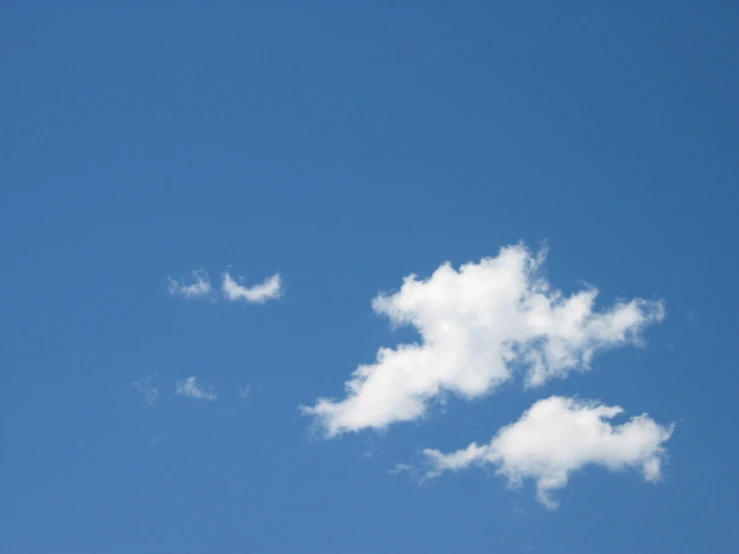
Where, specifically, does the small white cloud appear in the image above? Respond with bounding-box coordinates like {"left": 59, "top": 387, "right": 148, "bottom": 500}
{"left": 239, "top": 385, "right": 251, "bottom": 399}
{"left": 422, "top": 396, "right": 674, "bottom": 509}
{"left": 167, "top": 269, "right": 213, "bottom": 299}
{"left": 222, "top": 271, "right": 283, "bottom": 303}
{"left": 175, "top": 376, "right": 218, "bottom": 401}
{"left": 303, "top": 244, "right": 665, "bottom": 437}
{"left": 132, "top": 374, "right": 159, "bottom": 406}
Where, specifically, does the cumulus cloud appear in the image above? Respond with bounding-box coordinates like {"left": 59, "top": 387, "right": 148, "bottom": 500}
{"left": 303, "top": 244, "right": 665, "bottom": 436}
{"left": 175, "top": 376, "right": 218, "bottom": 401}
{"left": 222, "top": 272, "right": 282, "bottom": 303}
{"left": 167, "top": 269, "right": 213, "bottom": 299}
{"left": 422, "top": 396, "right": 674, "bottom": 508}
{"left": 132, "top": 374, "right": 159, "bottom": 406}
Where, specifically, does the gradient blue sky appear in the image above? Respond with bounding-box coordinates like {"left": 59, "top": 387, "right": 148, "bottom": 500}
{"left": 2, "top": 3, "right": 738, "bottom": 553}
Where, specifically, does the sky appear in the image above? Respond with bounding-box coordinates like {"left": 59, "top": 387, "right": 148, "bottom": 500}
{"left": 1, "top": 3, "right": 738, "bottom": 553}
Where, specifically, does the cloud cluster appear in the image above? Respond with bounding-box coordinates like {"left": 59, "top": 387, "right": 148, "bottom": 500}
{"left": 163, "top": 244, "right": 673, "bottom": 508}
{"left": 422, "top": 396, "right": 674, "bottom": 508}
{"left": 175, "top": 376, "right": 218, "bottom": 401}
{"left": 304, "top": 244, "right": 664, "bottom": 437}
{"left": 167, "top": 269, "right": 282, "bottom": 303}
{"left": 134, "top": 375, "right": 257, "bottom": 406}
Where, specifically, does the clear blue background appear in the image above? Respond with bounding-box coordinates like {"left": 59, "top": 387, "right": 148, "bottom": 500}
{"left": 1, "top": 3, "right": 737, "bottom": 553}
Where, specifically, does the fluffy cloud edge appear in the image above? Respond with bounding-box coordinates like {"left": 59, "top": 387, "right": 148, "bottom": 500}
{"left": 421, "top": 396, "right": 675, "bottom": 508}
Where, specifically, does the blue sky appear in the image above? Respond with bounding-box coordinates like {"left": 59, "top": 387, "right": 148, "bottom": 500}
{"left": 1, "top": 3, "right": 737, "bottom": 553}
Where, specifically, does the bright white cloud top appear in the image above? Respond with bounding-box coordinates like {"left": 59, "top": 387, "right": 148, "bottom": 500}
{"left": 222, "top": 272, "right": 282, "bottom": 304}
{"left": 175, "top": 376, "right": 218, "bottom": 401}
{"left": 304, "top": 244, "right": 665, "bottom": 436}
{"left": 167, "top": 269, "right": 213, "bottom": 299}
{"left": 422, "top": 396, "right": 674, "bottom": 508}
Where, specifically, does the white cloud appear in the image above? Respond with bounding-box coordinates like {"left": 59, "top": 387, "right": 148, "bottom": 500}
{"left": 303, "top": 244, "right": 665, "bottom": 437}
{"left": 239, "top": 385, "right": 251, "bottom": 398}
{"left": 132, "top": 374, "right": 159, "bottom": 406}
{"left": 422, "top": 396, "right": 674, "bottom": 508}
{"left": 167, "top": 269, "right": 213, "bottom": 299}
{"left": 222, "top": 272, "right": 282, "bottom": 303}
{"left": 175, "top": 376, "right": 218, "bottom": 401}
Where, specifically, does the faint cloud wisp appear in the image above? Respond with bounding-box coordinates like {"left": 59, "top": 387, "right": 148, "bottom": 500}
{"left": 132, "top": 374, "right": 160, "bottom": 406}
{"left": 175, "top": 376, "right": 218, "bottom": 401}
{"left": 167, "top": 269, "right": 213, "bottom": 299}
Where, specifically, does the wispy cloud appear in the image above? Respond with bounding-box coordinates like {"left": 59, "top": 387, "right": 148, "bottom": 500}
{"left": 132, "top": 374, "right": 160, "bottom": 406}
{"left": 303, "top": 244, "right": 665, "bottom": 437}
{"left": 388, "top": 463, "right": 416, "bottom": 476}
{"left": 239, "top": 385, "right": 251, "bottom": 399}
{"left": 175, "top": 376, "right": 218, "bottom": 401}
{"left": 222, "top": 272, "right": 282, "bottom": 304}
{"left": 167, "top": 269, "right": 213, "bottom": 299}
{"left": 421, "top": 396, "right": 674, "bottom": 509}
